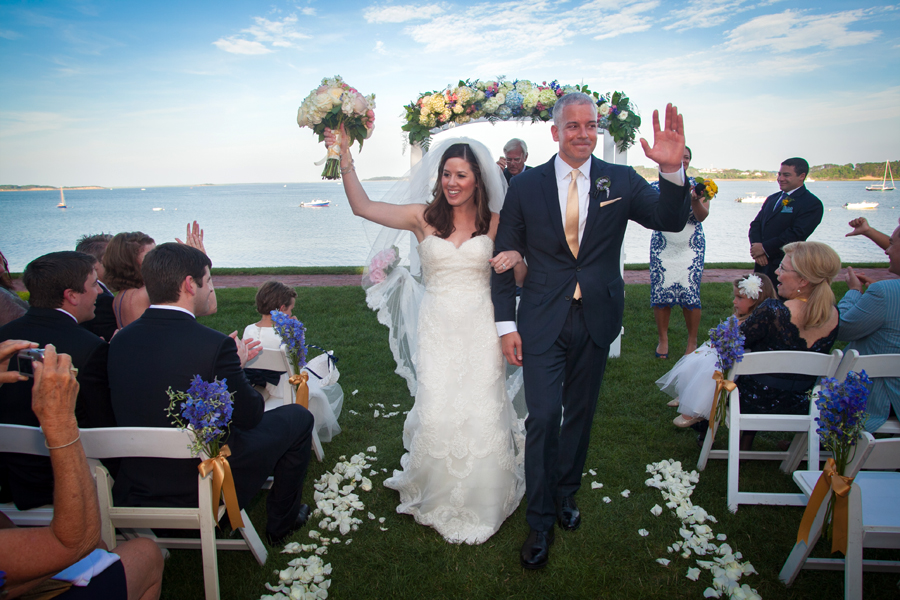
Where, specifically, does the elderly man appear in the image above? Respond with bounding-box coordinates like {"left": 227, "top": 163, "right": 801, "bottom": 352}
{"left": 0, "top": 251, "right": 115, "bottom": 509}
{"left": 748, "top": 158, "right": 823, "bottom": 284}
{"left": 497, "top": 138, "right": 532, "bottom": 184}
{"left": 108, "top": 243, "right": 314, "bottom": 546}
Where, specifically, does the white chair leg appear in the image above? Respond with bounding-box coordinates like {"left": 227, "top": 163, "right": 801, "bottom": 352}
{"left": 727, "top": 406, "right": 741, "bottom": 513}
{"left": 312, "top": 428, "right": 324, "bottom": 462}
{"left": 779, "top": 498, "right": 826, "bottom": 586}
{"left": 238, "top": 509, "right": 268, "bottom": 565}
{"left": 781, "top": 433, "right": 806, "bottom": 473}
{"left": 845, "top": 484, "right": 864, "bottom": 600}
{"left": 698, "top": 418, "right": 716, "bottom": 472}
{"left": 198, "top": 476, "right": 220, "bottom": 600}
{"left": 94, "top": 465, "right": 118, "bottom": 550}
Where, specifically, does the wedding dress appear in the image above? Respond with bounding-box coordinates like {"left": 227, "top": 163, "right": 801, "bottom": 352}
{"left": 381, "top": 235, "right": 525, "bottom": 544}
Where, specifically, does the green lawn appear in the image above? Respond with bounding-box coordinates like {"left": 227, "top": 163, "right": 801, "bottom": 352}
{"left": 151, "top": 280, "right": 900, "bottom": 600}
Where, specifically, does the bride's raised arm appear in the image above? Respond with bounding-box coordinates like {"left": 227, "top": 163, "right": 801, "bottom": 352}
{"left": 325, "top": 126, "right": 426, "bottom": 237}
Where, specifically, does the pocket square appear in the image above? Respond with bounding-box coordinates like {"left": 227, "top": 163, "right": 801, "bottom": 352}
{"left": 600, "top": 197, "right": 622, "bottom": 207}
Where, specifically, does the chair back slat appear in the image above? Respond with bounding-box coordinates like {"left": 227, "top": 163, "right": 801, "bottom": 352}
{"left": 731, "top": 349, "right": 843, "bottom": 378}
{"left": 860, "top": 436, "right": 900, "bottom": 471}
{"left": 245, "top": 347, "right": 292, "bottom": 374}
{"left": 835, "top": 349, "right": 900, "bottom": 381}
{"left": 80, "top": 427, "right": 197, "bottom": 460}
{"left": 0, "top": 424, "right": 49, "bottom": 456}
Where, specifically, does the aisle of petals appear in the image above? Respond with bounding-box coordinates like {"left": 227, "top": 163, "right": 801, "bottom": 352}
{"left": 259, "top": 446, "right": 381, "bottom": 600}
{"left": 644, "top": 459, "right": 761, "bottom": 600}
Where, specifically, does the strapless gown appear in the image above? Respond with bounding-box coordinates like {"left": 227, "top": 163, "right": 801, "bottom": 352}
{"left": 383, "top": 235, "right": 525, "bottom": 544}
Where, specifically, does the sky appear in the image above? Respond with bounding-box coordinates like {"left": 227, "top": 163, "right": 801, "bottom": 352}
{"left": 0, "top": 0, "right": 898, "bottom": 187}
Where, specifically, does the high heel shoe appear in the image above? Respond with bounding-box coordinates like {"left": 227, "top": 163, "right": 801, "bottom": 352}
{"left": 673, "top": 414, "right": 704, "bottom": 428}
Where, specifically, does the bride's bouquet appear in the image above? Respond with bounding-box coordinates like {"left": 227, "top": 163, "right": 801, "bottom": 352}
{"left": 297, "top": 76, "right": 376, "bottom": 179}
{"left": 693, "top": 176, "right": 719, "bottom": 200}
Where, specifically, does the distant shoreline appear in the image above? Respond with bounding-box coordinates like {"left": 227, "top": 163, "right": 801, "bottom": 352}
{"left": 0, "top": 186, "right": 106, "bottom": 192}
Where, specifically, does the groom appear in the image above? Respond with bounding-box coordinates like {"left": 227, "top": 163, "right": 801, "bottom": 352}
{"left": 491, "top": 93, "right": 691, "bottom": 569}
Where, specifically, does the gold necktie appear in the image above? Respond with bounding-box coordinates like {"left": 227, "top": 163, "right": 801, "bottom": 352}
{"left": 565, "top": 169, "right": 582, "bottom": 300}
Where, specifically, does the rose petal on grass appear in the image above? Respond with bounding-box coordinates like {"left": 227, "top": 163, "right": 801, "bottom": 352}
{"left": 638, "top": 529, "right": 649, "bottom": 537}
{"left": 621, "top": 489, "right": 631, "bottom": 498}
{"left": 591, "top": 481, "right": 603, "bottom": 489}
{"left": 656, "top": 558, "right": 670, "bottom": 567}
{"left": 686, "top": 567, "right": 701, "bottom": 581}
{"left": 651, "top": 504, "right": 663, "bottom": 516}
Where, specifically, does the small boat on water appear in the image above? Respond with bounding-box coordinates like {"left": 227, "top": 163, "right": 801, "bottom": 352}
{"left": 735, "top": 192, "right": 766, "bottom": 203}
{"left": 300, "top": 199, "right": 331, "bottom": 208}
{"left": 57, "top": 188, "right": 66, "bottom": 209}
{"left": 866, "top": 161, "right": 895, "bottom": 192}
{"left": 844, "top": 201, "right": 879, "bottom": 210}
{"left": 152, "top": 207, "right": 164, "bottom": 212}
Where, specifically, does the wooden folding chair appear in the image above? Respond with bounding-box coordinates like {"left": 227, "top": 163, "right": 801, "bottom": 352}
{"left": 834, "top": 349, "right": 900, "bottom": 435}
{"left": 0, "top": 423, "right": 55, "bottom": 526}
{"left": 695, "top": 349, "right": 843, "bottom": 511}
{"left": 79, "top": 426, "right": 268, "bottom": 600}
{"left": 779, "top": 433, "right": 900, "bottom": 599}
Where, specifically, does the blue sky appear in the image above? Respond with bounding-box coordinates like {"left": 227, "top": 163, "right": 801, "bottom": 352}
{"left": 0, "top": 0, "right": 897, "bottom": 187}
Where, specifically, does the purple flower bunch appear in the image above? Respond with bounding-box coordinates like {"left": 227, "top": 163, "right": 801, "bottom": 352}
{"left": 815, "top": 370, "right": 870, "bottom": 455}
{"left": 165, "top": 375, "right": 234, "bottom": 457}
{"left": 708, "top": 315, "right": 745, "bottom": 373}
{"left": 271, "top": 310, "right": 307, "bottom": 374}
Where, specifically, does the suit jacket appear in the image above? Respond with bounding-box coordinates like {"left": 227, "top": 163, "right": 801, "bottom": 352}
{"left": 503, "top": 165, "right": 533, "bottom": 184}
{"left": 81, "top": 282, "right": 117, "bottom": 342}
{"left": 748, "top": 185, "right": 823, "bottom": 281}
{"left": 492, "top": 155, "right": 691, "bottom": 354}
{"left": 838, "top": 280, "right": 900, "bottom": 432}
{"left": 0, "top": 307, "right": 114, "bottom": 509}
{"left": 108, "top": 307, "right": 265, "bottom": 507}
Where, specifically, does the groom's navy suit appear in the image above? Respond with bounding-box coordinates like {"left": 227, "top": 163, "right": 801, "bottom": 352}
{"left": 748, "top": 185, "right": 823, "bottom": 283}
{"left": 492, "top": 155, "right": 690, "bottom": 531}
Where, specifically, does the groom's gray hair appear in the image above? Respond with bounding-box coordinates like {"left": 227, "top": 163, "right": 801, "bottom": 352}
{"left": 552, "top": 92, "right": 596, "bottom": 128}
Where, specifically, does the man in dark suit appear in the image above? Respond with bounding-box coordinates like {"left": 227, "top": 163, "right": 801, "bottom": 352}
{"left": 76, "top": 233, "right": 117, "bottom": 341}
{"left": 108, "top": 243, "right": 314, "bottom": 545}
{"left": 492, "top": 94, "right": 690, "bottom": 569}
{"left": 497, "top": 138, "right": 533, "bottom": 183}
{"left": 0, "top": 251, "right": 114, "bottom": 509}
{"left": 748, "top": 158, "right": 823, "bottom": 284}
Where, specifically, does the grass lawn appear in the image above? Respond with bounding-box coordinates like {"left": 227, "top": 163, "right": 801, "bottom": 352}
{"left": 151, "top": 280, "right": 899, "bottom": 599}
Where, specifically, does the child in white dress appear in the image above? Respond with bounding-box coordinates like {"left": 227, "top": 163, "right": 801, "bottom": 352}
{"left": 656, "top": 273, "right": 776, "bottom": 426}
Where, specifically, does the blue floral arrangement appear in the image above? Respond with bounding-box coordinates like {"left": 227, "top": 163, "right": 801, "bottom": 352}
{"left": 165, "top": 375, "right": 234, "bottom": 458}
{"left": 271, "top": 310, "right": 307, "bottom": 374}
{"left": 815, "top": 370, "right": 870, "bottom": 470}
{"left": 709, "top": 315, "right": 745, "bottom": 373}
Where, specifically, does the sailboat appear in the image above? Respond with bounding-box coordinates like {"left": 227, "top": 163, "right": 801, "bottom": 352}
{"left": 57, "top": 188, "right": 67, "bottom": 209}
{"left": 866, "top": 161, "right": 895, "bottom": 192}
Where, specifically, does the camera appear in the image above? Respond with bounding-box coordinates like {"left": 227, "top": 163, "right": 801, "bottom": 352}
{"left": 693, "top": 182, "right": 707, "bottom": 198}
{"left": 17, "top": 348, "right": 45, "bottom": 378}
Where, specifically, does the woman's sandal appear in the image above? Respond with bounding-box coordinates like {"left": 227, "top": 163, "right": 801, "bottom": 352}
{"left": 673, "top": 414, "right": 704, "bottom": 428}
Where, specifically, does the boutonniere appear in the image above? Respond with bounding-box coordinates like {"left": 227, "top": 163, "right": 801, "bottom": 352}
{"left": 782, "top": 194, "right": 794, "bottom": 207}
{"left": 592, "top": 176, "right": 611, "bottom": 200}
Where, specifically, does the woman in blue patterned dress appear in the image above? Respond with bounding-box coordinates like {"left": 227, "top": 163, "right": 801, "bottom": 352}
{"left": 650, "top": 147, "right": 710, "bottom": 357}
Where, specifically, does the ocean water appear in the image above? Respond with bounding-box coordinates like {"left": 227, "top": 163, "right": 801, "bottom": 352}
{"left": 1, "top": 180, "right": 896, "bottom": 272}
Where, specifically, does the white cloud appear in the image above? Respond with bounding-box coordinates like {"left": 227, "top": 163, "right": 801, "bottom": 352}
{"left": 213, "top": 15, "right": 310, "bottom": 54}
{"left": 300, "top": 7, "right": 317, "bottom": 16}
{"left": 0, "top": 29, "right": 22, "bottom": 40}
{"left": 0, "top": 111, "right": 77, "bottom": 139}
{"left": 725, "top": 9, "right": 880, "bottom": 52}
{"left": 374, "top": 40, "right": 387, "bottom": 54}
{"left": 364, "top": 4, "right": 446, "bottom": 23}
{"left": 592, "top": 1, "right": 657, "bottom": 40}
{"left": 664, "top": 0, "right": 746, "bottom": 30}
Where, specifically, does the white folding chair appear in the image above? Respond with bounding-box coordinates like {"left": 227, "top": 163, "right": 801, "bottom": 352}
{"left": 780, "top": 433, "right": 900, "bottom": 599}
{"left": 696, "top": 349, "right": 843, "bottom": 512}
{"left": 834, "top": 349, "right": 900, "bottom": 435}
{"left": 0, "top": 423, "right": 55, "bottom": 526}
{"left": 246, "top": 347, "right": 328, "bottom": 462}
{"left": 78, "top": 426, "right": 268, "bottom": 600}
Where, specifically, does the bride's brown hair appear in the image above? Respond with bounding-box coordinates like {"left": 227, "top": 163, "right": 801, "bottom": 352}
{"left": 423, "top": 143, "right": 491, "bottom": 240}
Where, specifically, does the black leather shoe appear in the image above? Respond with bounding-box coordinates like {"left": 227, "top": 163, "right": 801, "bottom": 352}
{"left": 556, "top": 496, "right": 581, "bottom": 531}
{"left": 266, "top": 503, "right": 311, "bottom": 546}
{"left": 520, "top": 528, "right": 554, "bottom": 569}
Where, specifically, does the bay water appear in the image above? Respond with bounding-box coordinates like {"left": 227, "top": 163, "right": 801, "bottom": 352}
{"left": 1, "top": 180, "right": 896, "bottom": 272}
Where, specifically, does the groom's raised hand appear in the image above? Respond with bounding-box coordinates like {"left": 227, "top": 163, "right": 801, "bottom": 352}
{"left": 639, "top": 103, "right": 685, "bottom": 173}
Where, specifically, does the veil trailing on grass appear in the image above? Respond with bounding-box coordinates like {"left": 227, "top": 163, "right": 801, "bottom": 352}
{"left": 360, "top": 137, "right": 526, "bottom": 416}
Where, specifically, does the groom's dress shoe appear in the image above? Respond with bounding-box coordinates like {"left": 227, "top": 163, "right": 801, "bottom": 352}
{"left": 556, "top": 496, "right": 581, "bottom": 531}
{"left": 266, "top": 503, "right": 311, "bottom": 547}
{"left": 520, "top": 528, "right": 554, "bottom": 570}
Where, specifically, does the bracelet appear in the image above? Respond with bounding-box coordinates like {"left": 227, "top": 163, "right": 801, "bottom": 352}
{"left": 44, "top": 432, "right": 81, "bottom": 450}
{"left": 340, "top": 160, "right": 355, "bottom": 175}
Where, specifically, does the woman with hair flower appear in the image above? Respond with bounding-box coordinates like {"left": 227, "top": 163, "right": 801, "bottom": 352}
{"left": 658, "top": 272, "right": 776, "bottom": 426}
{"left": 322, "top": 125, "right": 525, "bottom": 545}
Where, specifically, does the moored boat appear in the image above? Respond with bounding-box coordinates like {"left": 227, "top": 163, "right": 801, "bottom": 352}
{"left": 843, "top": 201, "right": 879, "bottom": 209}
{"left": 57, "top": 188, "right": 66, "bottom": 209}
{"left": 300, "top": 199, "right": 331, "bottom": 208}
{"left": 735, "top": 192, "right": 765, "bottom": 203}
{"left": 866, "top": 161, "right": 895, "bottom": 191}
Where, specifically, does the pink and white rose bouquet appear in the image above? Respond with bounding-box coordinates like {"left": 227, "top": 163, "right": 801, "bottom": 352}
{"left": 364, "top": 246, "right": 400, "bottom": 286}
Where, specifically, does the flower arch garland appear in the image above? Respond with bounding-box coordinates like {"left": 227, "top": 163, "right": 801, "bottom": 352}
{"left": 402, "top": 79, "right": 641, "bottom": 153}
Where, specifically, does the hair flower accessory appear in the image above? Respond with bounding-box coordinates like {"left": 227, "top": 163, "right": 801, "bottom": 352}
{"left": 737, "top": 274, "right": 763, "bottom": 300}
{"left": 593, "top": 176, "right": 611, "bottom": 199}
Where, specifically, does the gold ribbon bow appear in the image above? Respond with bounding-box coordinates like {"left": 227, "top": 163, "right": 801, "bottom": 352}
{"left": 314, "top": 131, "right": 342, "bottom": 166}
{"left": 796, "top": 458, "right": 854, "bottom": 554}
{"left": 708, "top": 370, "right": 736, "bottom": 433}
{"left": 197, "top": 444, "right": 244, "bottom": 530}
{"left": 289, "top": 372, "right": 309, "bottom": 409}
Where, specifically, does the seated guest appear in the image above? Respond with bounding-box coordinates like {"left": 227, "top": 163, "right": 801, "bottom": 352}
{"left": 839, "top": 217, "right": 900, "bottom": 431}
{"left": 243, "top": 281, "right": 298, "bottom": 401}
{"left": 103, "top": 231, "right": 156, "bottom": 329}
{"left": 0, "top": 341, "right": 163, "bottom": 600}
{"left": 0, "top": 249, "right": 28, "bottom": 326}
{"left": 0, "top": 251, "right": 115, "bottom": 510}
{"left": 75, "top": 233, "right": 117, "bottom": 341}
{"left": 738, "top": 241, "right": 841, "bottom": 449}
{"left": 108, "top": 243, "right": 314, "bottom": 546}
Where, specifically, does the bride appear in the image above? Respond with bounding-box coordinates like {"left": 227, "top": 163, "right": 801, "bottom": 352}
{"left": 325, "top": 126, "right": 526, "bottom": 544}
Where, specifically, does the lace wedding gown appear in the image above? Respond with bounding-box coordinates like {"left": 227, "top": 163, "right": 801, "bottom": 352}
{"left": 383, "top": 235, "right": 526, "bottom": 544}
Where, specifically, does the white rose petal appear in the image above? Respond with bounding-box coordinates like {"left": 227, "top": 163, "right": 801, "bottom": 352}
{"left": 656, "top": 558, "right": 670, "bottom": 566}
{"left": 686, "top": 567, "right": 701, "bottom": 581}
{"left": 621, "top": 490, "right": 631, "bottom": 498}
{"left": 703, "top": 588, "right": 722, "bottom": 598}
{"left": 717, "top": 533, "right": 727, "bottom": 541}
{"left": 650, "top": 504, "right": 663, "bottom": 516}
{"left": 588, "top": 469, "right": 597, "bottom": 476}
{"left": 366, "top": 446, "right": 377, "bottom": 453}
{"left": 352, "top": 390, "right": 358, "bottom": 395}
{"left": 367, "top": 512, "right": 376, "bottom": 520}
{"left": 638, "top": 529, "right": 649, "bottom": 537}
{"left": 378, "top": 517, "right": 385, "bottom": 523}
{"left": 380, "top": 527, "right": 389, "bottom": 531}
{"left": 591, "top": 481, "right": 603, "bottom": 489}
{"left": 602, "top": 496, "right": 612, "bottom": 503}
{"left": 373, "top": 410, "right": 380, "bottom": 418}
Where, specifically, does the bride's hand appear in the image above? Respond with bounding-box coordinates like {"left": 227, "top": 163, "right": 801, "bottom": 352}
{"left": 323, "top": 125, "right": 351, "bottom": 160}
{"left": 490, "top": 251, "right": 522, "bottom": 274}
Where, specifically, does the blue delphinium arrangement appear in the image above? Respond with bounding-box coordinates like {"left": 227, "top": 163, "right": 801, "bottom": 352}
{"left": 707, "top": 316, "right": 746, "bottom": 429}
{"left": 165, "top": 375, "right": 234, "bottom": 458}
{"left": 271, "top": 310, "right": 307, "bottom": 375}
{"left": 815, "top": 370, "right": 870, "bottom": 475}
